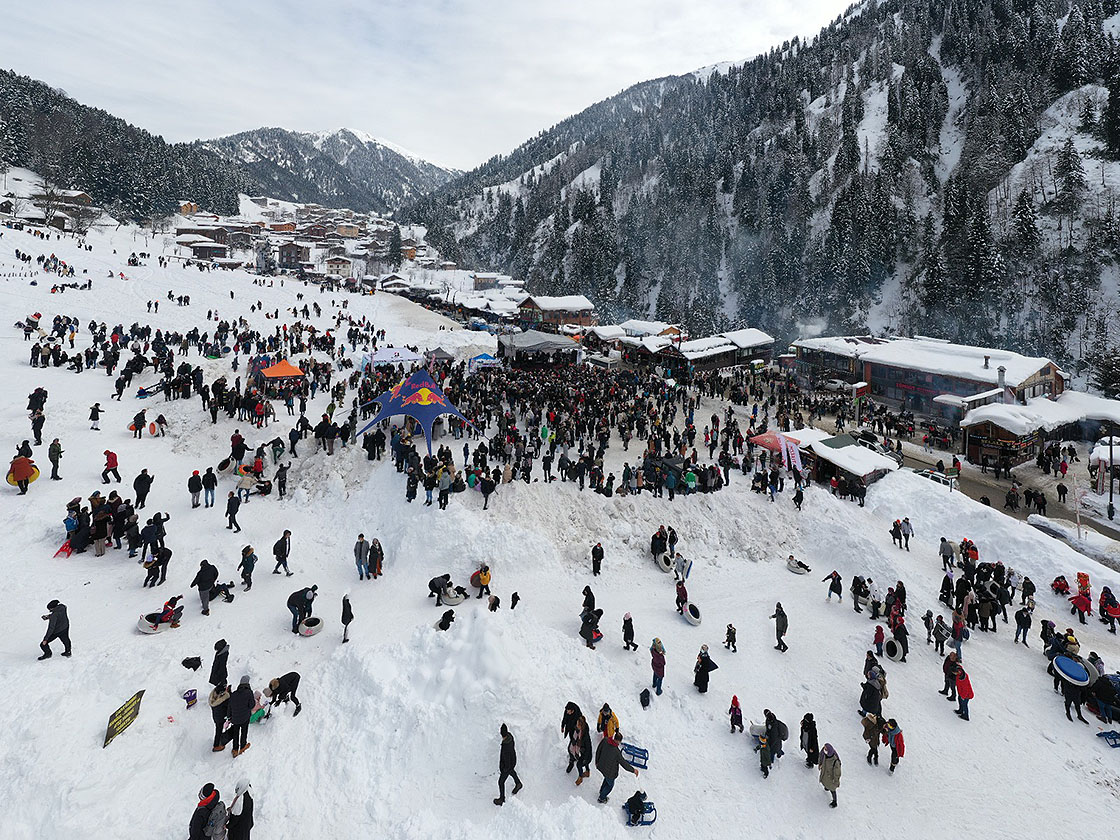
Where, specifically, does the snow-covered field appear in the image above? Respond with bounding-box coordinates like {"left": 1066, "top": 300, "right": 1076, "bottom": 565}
{"left": 2, "top": 219, "right": 1120, "bottom": 839}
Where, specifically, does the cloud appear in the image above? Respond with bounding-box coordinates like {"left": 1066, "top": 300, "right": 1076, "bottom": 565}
{"left": 0, "top": 0, "right": 849, "bottom": 170}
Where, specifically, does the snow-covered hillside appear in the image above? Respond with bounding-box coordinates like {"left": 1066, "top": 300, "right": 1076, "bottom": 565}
{"left": 2, "top": 219, "right": 1119, "bottom": 839}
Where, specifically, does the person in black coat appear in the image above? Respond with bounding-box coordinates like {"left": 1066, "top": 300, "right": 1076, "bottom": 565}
{"left": 209, "top": 684, "right": 231, "bottom": 752}
{"left": 800, "top": 713, "right": 820, "bottom": 767}
{"left": 272, "top": 530, "right": 292, "bottom": 576}
{"left": 39, "top": 600, "right": 71, "bottom": 659}
{"left": 191, "top": 560, "right": 220, "bottom": 615}
{"left": 582, "top": 586, "right": 596, "bottom": 613}
{"left": 227, "top": 778, "right": 254, "bottom": 840}
{"left": 223, "top": 675, "right": 254, "bottom": 756}
{"left": 133, "top": 469, "right": 154, "bottom": 509}
{"left": 286, "top": 586, "right": 317, "bottom": 633}
{"left": 210, "top": 640, "right": 229, "bottom": 687}
{"left": 693, "top": 645, "right": 717, "bottom": 693}
{"left": 561, "top": 701, "right": 583, "bottom": 741}
{"left": 265, "top": 671, "right": 302, "bottom": 716}
{"left": 189, "top": 783, "right": 222, "bottom": 840}
{"left": 591, "top": 542, "right": 604, "bottom": 576}
{"left": 225, "top": 492, "right": 241, "bottom": 533}
{"left": 342, "top": 594, "right": 353, "bottom": 644}
{"left": 494, "top": 723, "right": 522, "bottom": 805}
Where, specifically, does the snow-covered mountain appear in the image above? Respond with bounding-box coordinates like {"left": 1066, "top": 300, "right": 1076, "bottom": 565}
{"left": 200, "top": 127, "right": 458, "bottom": 213}
{"left": 410, "top": 0, "right": 1120, "bottom": 380}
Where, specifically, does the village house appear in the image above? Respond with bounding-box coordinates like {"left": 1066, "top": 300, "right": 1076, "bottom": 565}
{"left": 517, "top": 294, "right": 597, "bottom": 330}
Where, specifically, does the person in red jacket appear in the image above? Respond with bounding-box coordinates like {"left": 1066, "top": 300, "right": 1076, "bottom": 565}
{"left": 955, "top": 667, "right": 974, "bottom": 721}
{"left": 101, "top": 450, "right": 121, "bottom": 484}
{"left": 883, "top": 719, "right": 904, "bottom": 772}
{"left": 1069, "top": 593, "right": 1091, "bottom": 625}
{"left": 9, "top": 454, "right": 36, "bottom": 494}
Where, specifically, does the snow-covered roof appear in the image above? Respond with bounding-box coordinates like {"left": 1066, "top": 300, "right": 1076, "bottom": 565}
{"left": 620, "top": 335, "right": 674, "bottom": 353}
{"left": 719, "top": 328, "right": 774, "bottom": 350}
{"left": 620, "top": 319, "right": 676, "bottom": 336}
{"left": 677, "top": 336, "right": 737, "bottom": 360}
{"left": 794, "top": 336, "right": 1060, "bottom": 388}
{"left": 522, "top": 295, "right": 595, "bottom": 312}
{"left": 808, "top": 440, "right": 899, "bottom": 478}
{"left": 961, "top": 390, "right": 1120, "bottom": 435}
{"left": 588, "top": 325, "right": 626, "bottom": 341}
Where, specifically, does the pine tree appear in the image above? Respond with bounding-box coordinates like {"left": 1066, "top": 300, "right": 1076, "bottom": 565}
{"left": 389, "top": 225, "right": 402, "bottom": 268}
{"left": 1090, "top": 344, "right": 1120, "bottom": 398}
{"left": 1011, "top": 189, "right": 1042, "bottom": 253}
{"left": 1054, "top": 138, "right": 1088, "bottom": 214}
{"left": 1105, "top": 74, "right": 1120, "bottom": 156}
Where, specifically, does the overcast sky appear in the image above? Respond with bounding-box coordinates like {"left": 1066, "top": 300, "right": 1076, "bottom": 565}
{"left": 1, "top": 0, "right": 849, "bottom": 171}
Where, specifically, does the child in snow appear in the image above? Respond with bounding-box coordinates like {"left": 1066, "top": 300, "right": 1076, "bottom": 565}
{"left": 756, "top": 735, "right": 773, "bottom": 778}
{"left": 729, "top": 696, "right": 744, "bottom": 733}
{"left": 873, "top": 625, "right": 885, "bottom": 657}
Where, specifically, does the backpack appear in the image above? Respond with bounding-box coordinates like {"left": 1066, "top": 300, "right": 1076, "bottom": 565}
{"left": 640, "top": 688, "right": 651, "bottom": 709}
{"left": 962, "top": 628, "right": 971, "bottom": 641}
{"left": 204, "top": 800, "right": 227, "bottom": 838}
{"left": 777, "top": 719, "right": 789, "bottom": 741}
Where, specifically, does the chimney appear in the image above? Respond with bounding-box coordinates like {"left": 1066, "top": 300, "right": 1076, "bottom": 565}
{"left": 983, "top": 355, "right": 990, "bottom": 369}
{"left": 998, "top": 365, "right": 1006, "bottom": 396}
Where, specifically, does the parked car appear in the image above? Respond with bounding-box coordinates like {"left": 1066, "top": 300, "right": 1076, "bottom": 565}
{"left": 914, "top": 468, "right": 957, "bottom": 490}
{"left": 821, "top": 378, "right": 849, "bottom": 392}
{"left": 855, "top": 433, "right": 904, "bottom": 466}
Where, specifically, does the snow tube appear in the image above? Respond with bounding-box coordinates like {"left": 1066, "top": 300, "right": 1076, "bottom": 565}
{"left": 217, "top": 457, "right": 232, "bottom": 472}
{"left": 137, "top": 613, "right": 174, "bottom": 634}
{"left": 441, "top": 589, "right": 467, "bottom": 606}
{"left": 6, "top": 466, "right": 39, "bottom": 486}
{"left": 684, "top": 602, "right": 702, "bottom": 626}
{"left": 1054, "top": 655, "right": 1092, "bottom": 686}
{"left": 656, "top": 553, "right": 673, "bottom": 573}
{"left": 884, "top": 638, "right": 903, "bottom": 662}
{"left": 470, "top": 570, "right": 482, "bottom": 588}
{"left": 786, "top": 558, "right": 810, "bottom": 574}
{"left": 298, "top": 616, "right": 324, "bottom": 637}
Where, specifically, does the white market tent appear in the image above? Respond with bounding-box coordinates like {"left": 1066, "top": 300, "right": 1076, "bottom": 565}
{"left": 369, "top": 347, "right": 423, "bottom": 366}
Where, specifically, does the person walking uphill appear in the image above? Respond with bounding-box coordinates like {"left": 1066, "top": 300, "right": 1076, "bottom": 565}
{"left": 494, "top": 723, "right": 523, "bottom": 806}
{"left": 9, "top": 454, "right": 35, "bottom": 494}
{"left": 693, "top": 645, "right": 718, "bottom": 693}
{"left": 237, "top": 546, "right": 256, "bottom": 591}
{"left": 272, "top": 530, "right": 292, "bottom": 576}
{"left": 210, "top": 639, "right": 230, "bottom": 688}
{"left": 225, "top": 492, "right": 242, "bottom": 533}
{"left": 591, "top": 542, "right": 604, "bottom": 576}
{"left": 883, "top": 718, "right": 905, "bottom": 773}
{"left": 772, "top": 602, "right": 789, "bottom": 652}
{"left": 818, "top": 744, "right": 842, "bottom": 808}
{"left": 102, "top": 450, "right": 121, "bottom": 484}
{"left": 342, "top": 593, "right": 353, "bottom": 643}
{"left": 38, "top": 600, "right": 71, "bottom": 659}
{"left": 594, "top": 732, "right": 638, "bottom": 803}
{"left": 800, "top": 713, "right": 820, "bottom": 767}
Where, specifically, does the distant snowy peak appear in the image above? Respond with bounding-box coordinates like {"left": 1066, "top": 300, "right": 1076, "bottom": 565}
{"left": 199, "top": 127, "right": 458, "bottom": 213}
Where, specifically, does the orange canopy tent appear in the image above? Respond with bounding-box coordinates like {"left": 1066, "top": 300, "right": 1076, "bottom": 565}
{"left": 259, "top": 359, "right": 305, "bottom": 379}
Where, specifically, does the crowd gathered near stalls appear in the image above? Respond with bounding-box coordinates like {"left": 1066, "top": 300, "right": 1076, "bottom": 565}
{"left": 8, "top": 260, "right": 1119, "bottom": 836}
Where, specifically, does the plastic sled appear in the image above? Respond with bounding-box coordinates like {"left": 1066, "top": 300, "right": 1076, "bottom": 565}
{"left": 7, "top": 466, "right": 39, "bottom": 486}
{"left": 250, "top": 707, "right": 269, "bottom": 724}
{"left": 138, "top": 612, "right": 178, "bottom": 634}
{"left": 621, "top": 742, "right": 649, "bottom": 769}
{"left": 54, "top": 540, "right": 73, "bottom": 558}
{"left": 591, "top": 629, "right": 604, "bottom": 644}
{"left": 684, "top": 602, "right": 702, "bottom": 626}
{"left": 1097, "top": 731, "right": 1120, "bottom": 748}
{"left": 470, "top": 570, "right": 482, "bottom": 588}
{"left": 622, "top": 801, "right": 657, "bottom": 826}
{"left": 298, "top": 616, "right": 324, "bottom": 637}
{"left": 149, "top": 422, "right": 157, "bottom": 436}
{"left": 1053, "top": 655, "right": 1092, "bottom": 686}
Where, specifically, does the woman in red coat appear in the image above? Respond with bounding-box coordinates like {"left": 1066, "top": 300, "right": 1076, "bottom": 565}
{"left": 955, "top": 667, "right": 974, "bottom": 721}
{"left": 1069, "top": 593, "right": 1092, "bottom": 625}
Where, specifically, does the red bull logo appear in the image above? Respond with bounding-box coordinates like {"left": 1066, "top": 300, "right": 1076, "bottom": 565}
{"left": 400, "top": 387, "right": 447, "bottom": 407}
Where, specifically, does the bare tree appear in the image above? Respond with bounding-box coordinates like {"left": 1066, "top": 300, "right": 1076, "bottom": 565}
{"left": 36, "top": 182, "right": 64, "bottom": 226}
{"left": 69, "top": 203, "right": 101, "bottom": 234}
{"left": 8, "top": 194, "right": 27, "bottom": 218}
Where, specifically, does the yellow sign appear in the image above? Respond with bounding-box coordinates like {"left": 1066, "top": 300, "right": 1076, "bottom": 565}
{"left": 103, "top": 690, "right": 145, "bottom": 748}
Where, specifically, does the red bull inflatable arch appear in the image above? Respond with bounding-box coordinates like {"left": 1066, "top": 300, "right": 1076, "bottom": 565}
{"left": 355, "top": 370, "right": 472, "bottom": 454}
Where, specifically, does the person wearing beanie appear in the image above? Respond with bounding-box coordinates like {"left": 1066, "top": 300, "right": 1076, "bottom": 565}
{"left": 189, "top": 783, "right": 225, "bottom": 840}
{"left": 494, "top": 722, "right": 523, "bottom": 805}
{"left": 286, "top": 585, "right": 318, "bottom": 633}
{"left": 819, "top": 743, "right": 842, "bottom": 807}
{"left": 263, "top": 671, "right": 302, "bottom": 716}
{"left": 222, "top": 676, "right": 254, "bottom": 756}
{"left": 724, "top": 623, "right": 737, "bottom": 652}
{"left": 209, "top": 640, "right": 230, "bottom": 688}
{"left": 622, "top": 612, "right": 637, "bottom": 651}
{"left": 728, "top": 695, "right": 744, "bottom": 733}
{"left": 227, "top": 777, "right": 254, "bottom": 840}
{"left": 209, "top": 683, "right": 231, "bottom": 753}
{"left": 188, "top": 470, "right": 203, "bottom": 508}
{"left": 39, "top": 600, "right": 71, "bottom": 660}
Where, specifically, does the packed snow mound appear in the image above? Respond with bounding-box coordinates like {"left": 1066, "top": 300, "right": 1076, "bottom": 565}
{"left": 1, "top": 220, "right": 1119, "bottom": 839}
